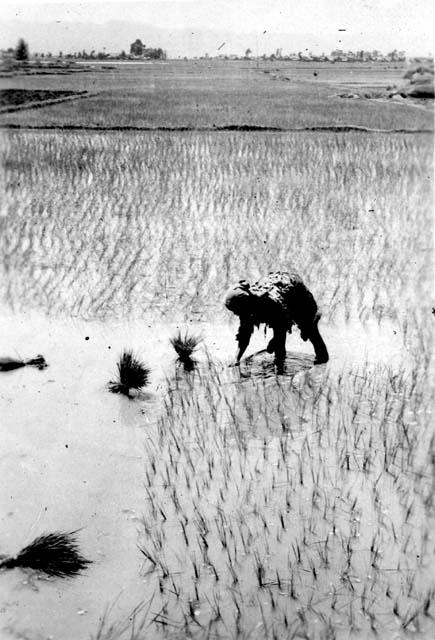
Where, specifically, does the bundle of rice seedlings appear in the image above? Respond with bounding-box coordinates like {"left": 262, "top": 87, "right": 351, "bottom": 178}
{"left": 0, "top": 354, "right": 48, "bottom": 372}
{"left": 0, "top": 531, "right": 91, "bottom": 578}
{"left": 108, "top": 350, "right": 150, "bottom": 397}
{"left": 170, "top": 331, "right": 202, "bottom": 371}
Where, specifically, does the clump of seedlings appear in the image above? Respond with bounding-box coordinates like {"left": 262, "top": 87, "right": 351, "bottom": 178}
{"left": 0, "top": 531, "right": 91, "bottom": 578}
{"left": 170, "top": 331, "right": 202, "bottom": 371}
{"left": 108, "top": 350, "right": 151, "bottom": 397}
{"left": 0, "top": 354, "right": 48, "bottom": 372}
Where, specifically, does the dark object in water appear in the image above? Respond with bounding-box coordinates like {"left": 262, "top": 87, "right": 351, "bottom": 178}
{"left": 0, "top": 531, "right": 91, "bottom": 578}
{"left": 406, "top": 83, "right": 434, "bottom": 98}
{"left": 225, "top": 269, "right": 329, "bottom": 366}
{"left": 170, "top": 331, "right": 202, "bottom": 371}
{"left": 0, "top": 354, "right": 48, "bottom": 372}
{"left": 108, "top": 350, "right": 150, "bottom": 396}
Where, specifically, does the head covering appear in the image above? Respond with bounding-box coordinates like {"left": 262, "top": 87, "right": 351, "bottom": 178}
{"left": 225, "top": 280, "right": 252, "bottom": 316}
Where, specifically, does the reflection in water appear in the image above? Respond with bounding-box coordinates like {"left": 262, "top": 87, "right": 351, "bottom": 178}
{"left": 240, "top": 349, "right": 315, "bottom": 379}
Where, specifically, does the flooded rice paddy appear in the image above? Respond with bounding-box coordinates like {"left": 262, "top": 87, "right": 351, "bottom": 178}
{"left": 0, "top": 129, "right": 434, "bottom": 638}
{"left": 0, "top": 311, "right": 433, "bottom": 639}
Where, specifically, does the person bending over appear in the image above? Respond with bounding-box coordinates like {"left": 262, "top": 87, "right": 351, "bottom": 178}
{"left": 225, "top": 269, "right": 329, "bottom": 366}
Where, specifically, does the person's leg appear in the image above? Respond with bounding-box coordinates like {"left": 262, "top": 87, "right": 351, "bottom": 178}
{"left": 272, "top": 326, "right": 287, "bottom": 362}
{"left": 308, "top": 322, "right": 329, "bottom": 364}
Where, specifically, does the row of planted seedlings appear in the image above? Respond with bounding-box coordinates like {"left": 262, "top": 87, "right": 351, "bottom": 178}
{"left": 130, "top": 337, "right": 434, "bottom": 638}
{"left": 3, "top": 131, "right": 431, "bottom": 327}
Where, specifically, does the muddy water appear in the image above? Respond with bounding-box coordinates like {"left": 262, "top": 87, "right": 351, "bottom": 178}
{"left": 0, "top": 310, "right": 422, "bottom": 639}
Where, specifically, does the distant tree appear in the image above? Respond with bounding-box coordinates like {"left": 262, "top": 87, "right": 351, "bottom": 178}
{"left": 387, "top": 49, "right": 400, "bottom": 62}
{"left": 144, "top": 47, "right": 165, "bottom": 60}
{"left": 126, "top": 40, "right": 166, "bottom": 59}
{"left": 15, "top": 38, "right": 29, "bottom": 61}
{"left": 130, "top": 38, "right": 144, "bottom": 56}
{"left": 245, "top": 48, "right": 252, "bottom": 58}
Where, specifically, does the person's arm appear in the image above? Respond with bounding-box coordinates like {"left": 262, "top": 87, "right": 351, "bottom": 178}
{"left": 291, "top": 284, "right": 319, "bottom": 341}
{"left": 234, "top": 318, "right": 253, "bottom": 364}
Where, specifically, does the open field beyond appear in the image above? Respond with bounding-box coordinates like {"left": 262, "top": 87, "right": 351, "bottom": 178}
{"left": 0, "top": 122, "right": 433, "bottom": 639}
{"left": 0, "top": 60, "right": 433, "bottom": 130}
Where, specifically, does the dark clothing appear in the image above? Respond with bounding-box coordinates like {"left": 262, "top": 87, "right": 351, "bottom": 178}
{"left": 230, "top": 269, "right": 319, "bottom": 341}
{"left": 225, "top": 269, "right": 328, "bottom": 364}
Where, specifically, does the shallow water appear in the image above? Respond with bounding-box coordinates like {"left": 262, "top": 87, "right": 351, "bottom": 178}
{"left": 0, "top": 309, "right": 426, "bottom": 639}
{"left": 0, "top": 315, "right": 162, "bottom": 639}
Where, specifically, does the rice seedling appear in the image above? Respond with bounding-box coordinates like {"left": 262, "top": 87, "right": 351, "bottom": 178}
{"left": 170, "top": 330, "right": 202, "bottom": 371}
{"left": 108, "top": 350, "right": 150, "bottom": 397}
{"left": 91, "top": 596, "right": 155, "bottom": 640}
{"left": 0, "top": 531, "right": 91, "bottom": 578}
{"left": 0, "top": 354, "right": 48, "bottom": 371}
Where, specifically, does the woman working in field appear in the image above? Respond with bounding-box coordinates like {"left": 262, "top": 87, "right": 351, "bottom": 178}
{"left": 225, "top": 269, "right": 329, "bottom": 366}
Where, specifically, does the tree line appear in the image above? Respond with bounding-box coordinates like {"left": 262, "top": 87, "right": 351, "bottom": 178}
{"left": 3, "top": 38, "right": 408, "bottom": 64}
{"left": 3, "top": 38, "right": 166, "bottom": 62}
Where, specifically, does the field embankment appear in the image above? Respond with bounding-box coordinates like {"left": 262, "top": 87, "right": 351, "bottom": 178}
{"left": 0, "top": 60, "right": 432, "bottom": 130}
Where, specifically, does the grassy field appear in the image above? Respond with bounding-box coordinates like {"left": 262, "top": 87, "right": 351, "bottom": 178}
{"left": 0, "top": 61, "right": 434, "bottom": 639}
{"left": 0, "top": 60, "right": 433, "bottom": 130}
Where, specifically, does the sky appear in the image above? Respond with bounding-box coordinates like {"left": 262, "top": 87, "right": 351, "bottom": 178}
{"left": 1, "top": 0, "right": 433, "bottom": 57}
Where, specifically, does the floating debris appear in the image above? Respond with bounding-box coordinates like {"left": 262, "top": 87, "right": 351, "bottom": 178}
{"left": 0, "top": 531, "right": 91, "bottom": 578}
{"left": 0, "top": 354, "right": 48, "bottom": 372}
{"left": 108, "top": 350, "right": 150, "bottom": 397}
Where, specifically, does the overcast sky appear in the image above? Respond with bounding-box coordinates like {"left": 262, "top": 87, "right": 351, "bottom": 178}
{"left": 1, "top": 0, "right": 433, "bottom": 56}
